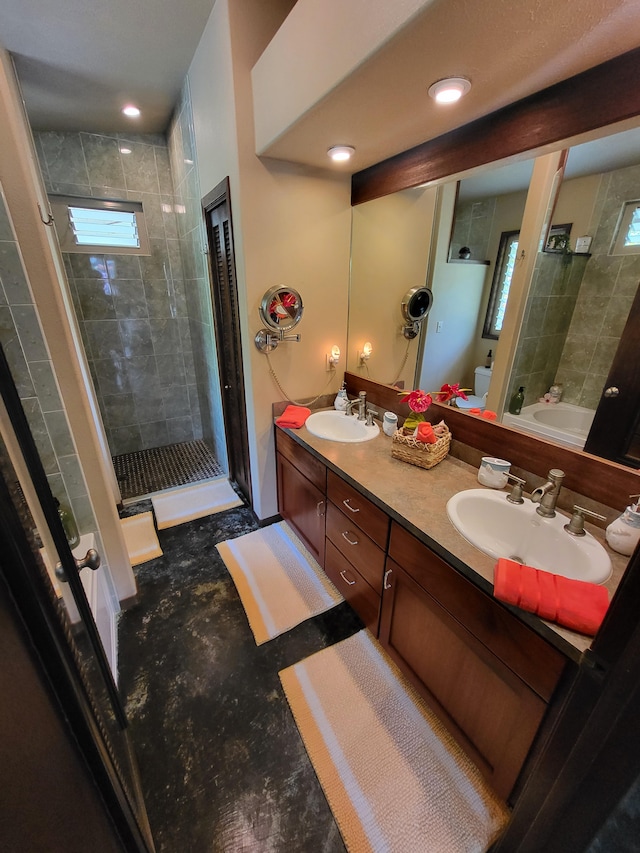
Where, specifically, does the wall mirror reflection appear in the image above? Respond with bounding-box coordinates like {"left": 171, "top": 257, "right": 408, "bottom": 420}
{"left": 347, "top": 123, "right": 640, "bottom": 469}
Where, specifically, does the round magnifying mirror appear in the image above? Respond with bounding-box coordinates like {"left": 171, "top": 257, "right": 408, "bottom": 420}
{"left": 401, "top": 286, "right": 433, "bottom": 323}
{"left": 259, "top": 286, "right": 304, "bottom": 331}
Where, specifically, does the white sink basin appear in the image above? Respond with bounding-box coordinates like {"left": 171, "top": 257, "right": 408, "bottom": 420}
{"left": 305, "top": 410, "right": 380, "bottom": 443}
{"left": 446, "top": 489, "right": 611, "bottom": 584}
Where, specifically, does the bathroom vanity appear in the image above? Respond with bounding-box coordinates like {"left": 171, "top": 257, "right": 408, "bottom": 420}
{"left": 274, "top": 418, "right": 628, "bottom": 802}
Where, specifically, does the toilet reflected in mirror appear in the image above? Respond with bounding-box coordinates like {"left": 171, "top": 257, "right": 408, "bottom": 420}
{"left": 455, "top": 365, "right": 493, "bottom": 411}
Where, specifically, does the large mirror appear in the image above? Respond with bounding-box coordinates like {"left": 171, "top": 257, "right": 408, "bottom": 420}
{"left": 348, "top": 122, "right": 640, "bottom": 468}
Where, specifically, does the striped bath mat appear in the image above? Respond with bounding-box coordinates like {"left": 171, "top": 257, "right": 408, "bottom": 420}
{"left": 152, "top": 478, "right": 242, "bottom": 529}
{"left": 216, "top": 522, "right": 342, "bottom": 644}
{"left": 280, "top": 631, "right": 510, "bottom": 852}
{"left": 120, "top": 512, "right": 163, "bottom": 566}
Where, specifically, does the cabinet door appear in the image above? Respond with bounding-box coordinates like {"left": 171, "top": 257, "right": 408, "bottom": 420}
{"left": 380, "top": 558, "right": 548, "bottom": 800}
{"left": 276, "top": 452, "right": 325, "bottom": 565}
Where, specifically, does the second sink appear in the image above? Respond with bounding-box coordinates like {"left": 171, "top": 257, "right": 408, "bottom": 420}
{"left": 446, "top": 488, "right": 611, "bottom": 584}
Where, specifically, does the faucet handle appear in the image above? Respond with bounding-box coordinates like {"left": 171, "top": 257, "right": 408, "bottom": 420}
{"left": 564, "top": 504, "right": 606, "bottom": 536}
{"left": 506, "top": 473, "right": 526, "bottom": 504}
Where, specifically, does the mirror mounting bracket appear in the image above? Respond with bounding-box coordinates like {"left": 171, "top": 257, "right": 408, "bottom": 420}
{"left": 254, "top": 329, "right": 301, "bottom": 353}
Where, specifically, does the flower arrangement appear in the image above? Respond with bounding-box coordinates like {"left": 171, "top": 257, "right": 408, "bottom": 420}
{"left": 400, "top": 383, "right": 468, "bottom": 431}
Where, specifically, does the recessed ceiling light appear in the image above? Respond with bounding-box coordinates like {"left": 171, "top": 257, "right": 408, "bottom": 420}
{"left": 122, "top": 104, "right": 141, "bottom": 118}
{"left": 327, "top": 145, "right": 355, "bottom": 162}
{"left": 428, "top": 77, "right": 471, "bottom": 104}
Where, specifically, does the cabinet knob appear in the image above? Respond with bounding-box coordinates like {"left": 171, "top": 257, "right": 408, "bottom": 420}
{"left": 342, "top": 498, "right": 360, "bottom": 513}
{"left": 383, "top": 568, "right": 393, "bottom": 590}
{"left": 340, "top": 570, "right": 356, "bottom": 586}
{"left": 342, "top": 531, "right": 358, "bottom": 546}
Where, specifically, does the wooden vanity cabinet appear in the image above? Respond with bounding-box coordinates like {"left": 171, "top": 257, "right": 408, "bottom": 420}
{"left": 275, "top": 429, "right": 326, "bottom": 565}
{"left": 380, "top": 522, "right": 567, "bottom": 800}
{"left": 323, "top": 471, "right": 390, "bottom": 634}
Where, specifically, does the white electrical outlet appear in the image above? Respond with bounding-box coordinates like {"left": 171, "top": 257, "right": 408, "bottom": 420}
{"left": 436, "top": 321, "right": 443, "bottom": 333}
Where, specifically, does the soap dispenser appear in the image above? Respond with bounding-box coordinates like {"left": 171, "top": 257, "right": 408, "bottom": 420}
{"left": 54, "top": 497, "right": 80, "bottom": 549}
{"left": 605, "top": 496, "right": 640, "bottom": 556}
{"left": 334, "top": 382, "right": 348, "bottom": 411}
{"left": 508, "top": 386, "right": 525, "bottom": 415}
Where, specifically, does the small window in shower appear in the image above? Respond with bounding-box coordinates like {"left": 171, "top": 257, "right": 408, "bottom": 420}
{"left": 483, "top": 230, "right": 519, "bottom": 339}
{"left": 48, "top": 195, "right": 150, "bottom": 255}
{"left": 611, "top": 200, "right": 640, "bottom": 255}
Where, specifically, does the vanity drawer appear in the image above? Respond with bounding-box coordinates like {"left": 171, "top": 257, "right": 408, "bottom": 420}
{"left": 276, "top": 428, "right": 326, "bottom": 492}
{"left": 388, "top": 522, "right": 566, "bottom": 701}
{"left": 327, "top": 470, "right": 390, "bottom": 549}
{"left": 326, "top": 501, "right": 385, "bottom": 595}
{"left": 325, "top": 540, "right": 380, "bottom": 634}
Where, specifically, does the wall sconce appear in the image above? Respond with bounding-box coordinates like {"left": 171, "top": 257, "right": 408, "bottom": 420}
{"left": 326, "top": 345, "right": 341, "bottom": 370}
{"left": 359, "top": 341, "right": 373, "bottom": 365}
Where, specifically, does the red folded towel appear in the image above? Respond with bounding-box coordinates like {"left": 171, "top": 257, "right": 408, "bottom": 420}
{"left": 275, "top": 405, "right": 311, "bottom": 428}
{"left": 493, "top": 558, "right": 609, "bottom": 636}
{"left": 415, "top": 422, "right": 437, "bottom": 444}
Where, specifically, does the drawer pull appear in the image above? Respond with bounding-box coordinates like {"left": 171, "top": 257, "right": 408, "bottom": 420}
{"left": 343, "top": 498, "right": 360, "bottom": 513}
{"left": 342, "top": 531, "right": 358, "bottom": 546}
{"left": 383, "top": 568, "right": 393, "bottom": 590}
{"left": 340, "top": 570, "right": 356, "bottom": 586}
{"left": 317, "top": 500, "right": 325, "bottom": 517}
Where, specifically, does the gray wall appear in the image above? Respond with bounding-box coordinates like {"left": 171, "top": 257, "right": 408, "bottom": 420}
{"left": 508, "top": 252, "right": 587, "bottom": 407}
{"left": 35, "top": 130, "right": 204, "bottom": 457}
{"left": 0, "top": 187, "right": 96, "bottom": 534}
{"left": 556, "top": 163, "right": 640, "bottom": 407}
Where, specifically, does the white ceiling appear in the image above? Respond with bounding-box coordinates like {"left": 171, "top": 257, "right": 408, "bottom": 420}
{"left": 0, "top": 0, "right": 639, "bottom": 178}
{"left": 0, "top": 0, "right": 216, "bottom": 133}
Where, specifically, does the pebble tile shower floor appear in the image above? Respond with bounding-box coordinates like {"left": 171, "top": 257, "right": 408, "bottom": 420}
{"left": 118, "top": 502, "right": 363, "bottom": 852}
{"left": 113, "top": 440, "right": 224, "bottom": 501}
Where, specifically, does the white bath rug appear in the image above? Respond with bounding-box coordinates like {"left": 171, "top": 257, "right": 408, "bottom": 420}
{"left": 151, "top": 478, "right": 243, "bottom": 529}
{"left": 120, "top": 512, "right": 163, "bottom": 566}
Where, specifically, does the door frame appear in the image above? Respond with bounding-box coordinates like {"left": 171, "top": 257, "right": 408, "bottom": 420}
{"left": 202, "top": 178, "right": 252, "bottom": 504}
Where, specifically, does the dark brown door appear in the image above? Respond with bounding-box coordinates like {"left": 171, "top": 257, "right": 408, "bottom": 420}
{"left": 584, "top": 282, "right": 640, "bottom": 466}
{"left": 203, "top": 179, "right": 252, "bottom": 504}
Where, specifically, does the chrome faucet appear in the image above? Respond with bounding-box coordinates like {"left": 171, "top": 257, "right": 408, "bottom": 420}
{"left": 344, "top": 390, "right": 368, "bottom": 420}
{"left": 357, "top": 390, "right": 367, "bottom": 421}
{"left": 530, "top": 468, "right": 565, "bottom": 517}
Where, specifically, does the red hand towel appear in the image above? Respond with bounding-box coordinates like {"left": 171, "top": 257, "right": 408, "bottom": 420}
{"left": 275, "top": 405, "right": 311, "bottom": 428}
{"left": 415, "top": 422, "right": 437, "bottom": 444}
{"left": 494, "top": 558, "right": 609, "bottom": 636}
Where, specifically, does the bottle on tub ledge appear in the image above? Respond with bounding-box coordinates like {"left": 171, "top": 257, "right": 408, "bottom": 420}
{"left": 508, "top": 386, "right": 525, "bottom": 415}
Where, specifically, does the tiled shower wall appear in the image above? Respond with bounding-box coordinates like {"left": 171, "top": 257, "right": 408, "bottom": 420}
{"left": 507, "top": 253, "right": 588, "bottom": 407}
{"left": 450, "top": 197, "right": 497, "bottom": 261}
{"left": 0, "top": 186, "right": 96, "bottom": 535}
{"left": 34, "top": 130, "right": 204, "bottom": 456}
{"left": 555, "top": 163, "right": 640, "bottom": 407}
{"left": 167, "top": 79, "right": 228, "bottom": 472}
{"left": 507, "top": 161, "right": 640, "bottom": 410}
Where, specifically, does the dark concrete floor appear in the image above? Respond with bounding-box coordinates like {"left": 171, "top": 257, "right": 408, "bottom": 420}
{"left": 118, "top": 503, "right": 363, "bottom": 852}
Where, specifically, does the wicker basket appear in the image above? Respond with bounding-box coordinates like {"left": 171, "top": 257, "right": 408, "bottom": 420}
{"left": 391, "top": 424, "right": 451, "bottom": 469}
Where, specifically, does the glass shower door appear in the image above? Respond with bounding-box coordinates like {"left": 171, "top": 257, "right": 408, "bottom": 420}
{"left": 0, "top": 344, "right": 154, "bottom": 851}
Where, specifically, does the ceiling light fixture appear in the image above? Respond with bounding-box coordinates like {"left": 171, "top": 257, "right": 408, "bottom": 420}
{"left": 328, "top": 145, "right": 355, "bottom": 162}
{"left": 119, "top": 147, "right": 132, "bottom": 154}
{"left": 122, "top": 104, "right": 141, "bottom": 118}
{"left": 428, "top": 77, "right": 471, "bottom": 104}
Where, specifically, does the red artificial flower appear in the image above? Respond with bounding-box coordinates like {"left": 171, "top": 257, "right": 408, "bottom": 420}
{"left": 435, "top": 383, "right": 469, "bottom": 403}
{"left": 400, "top": 389, "right": 433, "bottom": 413}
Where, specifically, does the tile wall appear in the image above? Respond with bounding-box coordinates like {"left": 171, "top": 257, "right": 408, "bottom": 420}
{"left": 555, "top": 164, "right": 640, "bottom": 407}
{"left": 507, "top": 252, "right": 588, "bottom": 407}
{"left": 168, "top": 79, "right": 228, "bottom": 472}
{"left": 450, "top": 197, "right": 497, "bottom": 261}
{"left": 34, "top": 130, "right": 204, "bottom": 457}
{"left": 0, "top": 186, "right": 96, "bottom": 534}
